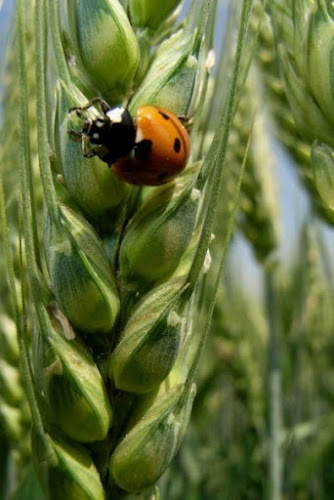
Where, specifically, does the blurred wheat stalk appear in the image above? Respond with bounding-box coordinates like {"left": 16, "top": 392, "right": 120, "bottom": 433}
{"left": 0, "top": 0, "right": 255, "bottom": 498}
{"left": 170, "top": 1, "right": 334, "bottom": 498}
{"left": 163, "top": 0, "right": 334, "bottom": 498}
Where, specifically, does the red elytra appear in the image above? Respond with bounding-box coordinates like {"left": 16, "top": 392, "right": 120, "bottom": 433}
{"left": 112, "top": 106, "right": 190, "bottom": 186}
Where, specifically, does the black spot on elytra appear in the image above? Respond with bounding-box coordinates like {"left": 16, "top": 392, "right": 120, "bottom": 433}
{"left": 135, "top": 139, "right": 153, "bottom": 161}
{"left": 174, "top": 138, "right": 181, "bottom": 153}
{"left": 158, "top": 111, "right": 170, "bottom": 120}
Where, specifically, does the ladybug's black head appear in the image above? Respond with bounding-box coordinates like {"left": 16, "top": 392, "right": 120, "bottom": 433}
{"left": 86, "top": 107, "right": 136, "bottom": 165}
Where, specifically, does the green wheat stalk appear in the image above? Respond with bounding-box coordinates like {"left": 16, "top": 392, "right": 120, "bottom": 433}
{"left": 0, "top": 0, "right": 255, "bottom": 498}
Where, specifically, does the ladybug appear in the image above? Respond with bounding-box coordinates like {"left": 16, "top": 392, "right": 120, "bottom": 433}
{"left": 69, "top": 97, "right": 190, "bottom": 186}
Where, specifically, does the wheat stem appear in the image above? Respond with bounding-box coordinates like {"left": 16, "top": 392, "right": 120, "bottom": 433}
{"left": 35, "top": 0, "right": 60, "bottom": 222}
{"left": 188, "top": 0, "right": 253, "bottom": 293}
{"left": 49, "top": 0, "right": 71, "bottom": 85}
{"left": 266, "top": 265, "right": 283, "bottom": 500}
{"left": 16, "top": 0, "right": 41, "bottom": 269}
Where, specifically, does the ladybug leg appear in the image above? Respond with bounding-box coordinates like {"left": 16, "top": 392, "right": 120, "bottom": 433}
{"left": 85, "top": 97, "right": 110, "bottom": 113}
{"left": 69, "top": 121, "right": 90, "bottom": 143}
{"left": 81, "top": 135, "right": 108, "bottom": 160}
{"left": 93, "top": 97, "right": 110, "bottom": 114}
{"left": 81, "top": 135, "right": 97, "bottom": 158}
{"left": 69, "top": 97, "right": 110, "bottom": 116}
{"left": 68, "top": 130, "right": 83, "bottom": 142}
{"left": 69, "top": 128, "right": 101, "bottom": 159}
{"left": 178, "top": 115, "right": 194, "bottom": 131}
{"left": 69, "top": 106, "right": 85, "bottom": 118}
{"left": 83, "top": 149, "right": 97, "bottom": 159}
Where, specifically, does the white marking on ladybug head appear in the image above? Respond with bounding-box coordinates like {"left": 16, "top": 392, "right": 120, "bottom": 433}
{"left": 95, "top": 120, "right": 105, "bottom": 128}
{"left": 135, "top": 127, "right": 144, "bottom": 143}
{"left": 106, "top": 106, "right": 125, "bottom": 123}
{"left": 92, "top": 133, "right": 100, "bottom": 140}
